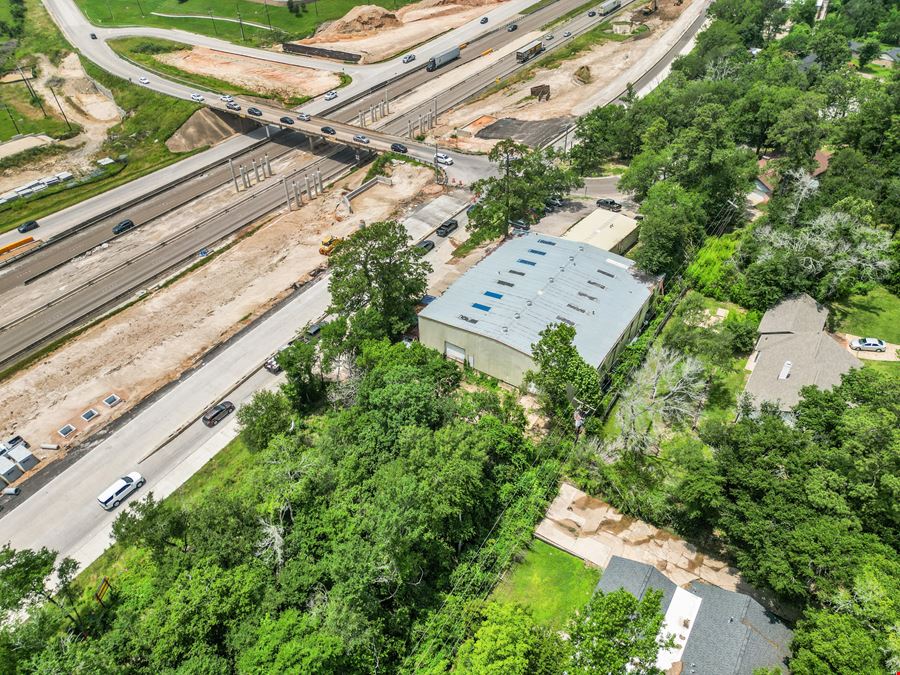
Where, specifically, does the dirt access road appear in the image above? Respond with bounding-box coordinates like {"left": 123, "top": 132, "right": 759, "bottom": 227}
{"left": 296, "top": 0, "right": 506, "bottom": 63}
{"left": 0, "top": 163, "right": 438, "bottom": 478}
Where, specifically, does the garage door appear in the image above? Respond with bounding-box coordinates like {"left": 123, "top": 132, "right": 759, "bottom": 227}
{"left": 445, "top": 341, "right": 466, "bottom": 363}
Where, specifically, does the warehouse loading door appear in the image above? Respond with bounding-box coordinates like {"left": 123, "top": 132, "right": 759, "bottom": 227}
{"left": 445, "top": 342, "right": 466, "bottom": 363}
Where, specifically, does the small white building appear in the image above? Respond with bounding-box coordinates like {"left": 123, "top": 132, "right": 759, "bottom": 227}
{"left": 562, "top": 207, "right": 641, "bottom": 255}
{"left": 418, "top": 233, "right": 659, "bottom": 387}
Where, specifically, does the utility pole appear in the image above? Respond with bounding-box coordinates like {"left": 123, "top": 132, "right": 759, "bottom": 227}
{"left": 208, "top": 10, "right": 218, "bottom": 36}
{"left": 236, "top": 3, "right": 246, "bottom": 41}
{"left": 3, "top": 105, "right": 20, "bottom": 135}
{"left": 105, "top": 0, "right": 113, "bottom": 20}
{"left": 135, "top": 0, "right": 145, "bottom": 16}
{"left": 262, "top": 0, "right": 273, "bottom": 31}
{"left": 48, "top": 87, "right": 72, "bottom": 132}
{"left": 17, "top": 65, "right": 44, "bottom": 115}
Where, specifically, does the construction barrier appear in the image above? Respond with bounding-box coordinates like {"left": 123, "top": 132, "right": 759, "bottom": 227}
{"left": 0, "top": 237, "right": 33, "bottom": 256}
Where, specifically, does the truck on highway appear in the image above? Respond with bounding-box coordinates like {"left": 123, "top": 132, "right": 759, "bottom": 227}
{"left": 516, "top": 40, "right": 544, "bottom": 63}
{"left": 426, "top": 47, "right": 461, "bottom": 72}
{"left": 599, "top": 0, "right": 621, "bottom": 15}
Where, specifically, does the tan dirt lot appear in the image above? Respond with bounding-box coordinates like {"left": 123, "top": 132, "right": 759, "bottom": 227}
{"left": 430, "top": 0, "right": 693, "bottom": 152}
{"left": 297, "top": 0, "right": 505, "bottom": 63}
{"left": 155, "top": 47, "right": 341, "bottom": 99}
{"left": 0, "top": 163, "right": 437, "bottom": 471}
{"left": 0, "top": 53, "right": 121, "bottom": 194}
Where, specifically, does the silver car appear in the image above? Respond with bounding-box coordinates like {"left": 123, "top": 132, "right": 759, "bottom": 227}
{"left": 850, "top": 337, "right": 887, "bottom": 352}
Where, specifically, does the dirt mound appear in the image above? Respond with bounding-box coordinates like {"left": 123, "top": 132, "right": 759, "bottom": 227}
{"left": 318, "top": 5, "right": 402, "bottom": 36}
{"left": 166, "top": 108, "right": 240, "bottom": 153}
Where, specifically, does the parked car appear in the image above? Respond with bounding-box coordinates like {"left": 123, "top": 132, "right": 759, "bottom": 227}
{"left": 507, "top": 23, "right": 518, "bottom": 31}
{"left": 226, "top": 102, "right": 241, "bottom": 111}
{"left": 545, "top": 197, "right": 564, "bottom": 208}
{"left": 418, "top": 294, "right": 437, "bottom": 306}
{"left": 112, "top": 219, "right": 136, "bottom": 235}
{"left": 850, "top": 337, "right": 887, "bottom": 352}
{"left": 596, "top": 198, "right": 622, "bottom": 212}
{"left": 17, "top": 220, "right": 38, "bottom": 234}
{"left": 138, "top": 76, "right": 150, "bottom": 85}
{"left": 264, "top": 345, "right": 290, "bottom": 374}
{"left": 190, "top": 93, "right": 205, "bottom": 102}
{"left": 297, "top": 112, "right": 311, "bottom": 122}
{"left": 391, "top": 142, "right": 408, "bottom": 153}
{"left": 97, "top": 472, "right": 145, "bottom": 510}
{"left": 353, "top": 134, "right": 370, "bottom": 144}
{"left": 415, "top": 240, "right": 436, "bottom": 254}
{"left": 402, "top": 54, "right": 416, "bottom": 64}
{"left": 509, "top": 219, "right": 530, "bottom": 231}
{"left": 321, "top": 126, "right": 336, "bottom": 135}
{"left": 279, "top": 116, "right": 294, "bottom": 125}
{"left": 202, "top": 401, "right": 235, "bottom": 427}
{"left": 248, "top": 107, "right": 263, "bottom": 116}
{"left": 434, "top": 152, "right": 454, "bottom": 165}
{"left": 319, "top": 236, "right": 343, "bottom": 255}
{"left": 480, "top": 16, "right": 489, "bottom": 23}
{"left": 302, "top": 322, "right": 324, "bottom": 343}
{"left": 324, "top": 90, "right": 338, "bottom": 101}
{"left": 436, "top": 219, "right": 458, "bottom": 237}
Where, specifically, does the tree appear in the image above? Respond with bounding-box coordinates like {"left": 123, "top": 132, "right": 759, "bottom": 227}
{"left": 327, "top": 219, "right": 430, "bottom": 340}
{"left": 526, "top": 323, "right": 602, "bottom": 425}
{"left": 237, "top": 389, "right": 293, "bottom": 452}
{"left": 856, "top": 36, "right": 882, "bottom": 68}
{"left": 791, "top": 610, "right": 884, "bottom": 674}
{"left": 766, "top": 94, "right": 825, "bottom": 171}
{"left": 111, "top": 493, "right": 190, "bottom": 561}
{"left": 568, "top": 589, "right": 672, "bottom": 674}
{"left": 633, "top": 181, "right": 705, "bottom": 278}
{"left": 279, "top": 340, "right": 325, "bottom": 413}
{"left": 454, "top": 602, "right": 565, "bottom": 675}
{"left": 468, "top": 140, "right": 582, "bottom": 239}
{"left": 0, "top": 545, "right": 84, "bottom": 631}
{"left": 570, "top": 105, "right": 640, "bottom": 173}
{"left": 809, "top": 27, "right": 852, "bottom": 72}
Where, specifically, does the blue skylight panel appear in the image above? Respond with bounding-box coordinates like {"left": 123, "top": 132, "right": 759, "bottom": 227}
{"left": 484, "top": 291, "right": 503, "bottom": 299}
{"left": 472, "top": 302, "right": 492, "bottom": 312}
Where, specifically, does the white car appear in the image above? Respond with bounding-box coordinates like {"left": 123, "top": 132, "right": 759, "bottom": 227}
{"left": 850, "top": 337, "right": 887, "bottom": 352}
{"left": 324, "top": 91, "right": 338, "bottom": 101}
{"left": 138, "top": 76, "right": 150, "bottom": 85}
{"left": 97, "top": 472, "right": 145, "bottom": 510}
{"left": 353, "top": 134, "right": 370, "bottom": 144}
{"left": 190, "top": 93, "right": 204, "bottom": 102}
{"left": 435, "top": 152, "right": 454, "bottom": 166}
{"left": 220, "top": 94, "right": 234, "bottom": 102}
{"left": 402, "top": 54, "right": 416, "bottom": 64}
{"left": 297, "top": 112, "right": 311, "bottom": 121}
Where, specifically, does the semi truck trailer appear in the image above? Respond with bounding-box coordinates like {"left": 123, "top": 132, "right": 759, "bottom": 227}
{"left": 426, "top": 47, "right": 461, "bottom": 72}
{"left": 516, "top": 40, "right": 544, "bottom": 63}
{"left": 599, "top": 0, "right": 621, "bottom": 14}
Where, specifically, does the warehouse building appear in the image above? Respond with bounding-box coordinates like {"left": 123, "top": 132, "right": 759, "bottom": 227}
{"left": 562, "top": 207, "right": 641, "bottom": 255}
{"left": 418, "top": 233, "right": 659, "bottom": 387}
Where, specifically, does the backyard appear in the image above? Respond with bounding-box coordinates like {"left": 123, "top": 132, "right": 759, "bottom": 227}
{"left": 492, "top": 539, "right": 600, "bottom": 629}
{"left": 832, "top": 284, "right": 900, "bottom": 344}
{"left": 75, "top": 0, "right": 421, "bottom": 46}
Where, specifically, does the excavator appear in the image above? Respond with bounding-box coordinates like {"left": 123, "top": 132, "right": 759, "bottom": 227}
{"left": 642, "top": 0, "right": 657, "bottom": 15}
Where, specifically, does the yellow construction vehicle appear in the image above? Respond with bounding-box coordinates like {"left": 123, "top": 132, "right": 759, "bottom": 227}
{"left": 319, "top": 236, "right": 344, "bottom": 256}
{"left": 642, "top": 0, "right": 657, "bottom": 15}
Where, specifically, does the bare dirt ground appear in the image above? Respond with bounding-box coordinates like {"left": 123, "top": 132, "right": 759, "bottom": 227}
{"left": 166, "top": 108, "right": 241, "bottom": 153}
{"left": 0, "top": 162, "right": 438, "bottom": 467}
{"left": 431, "top": 0, "right": 695, "bottom": 152}
{"left": 297, "top": 0, "right": 505, "bottom": 63}
{"left": 0, "top": 53, "right": 121, "bottom": 194}
{"left": 0, "top": 134, "right": 54, "bottom": 161}
{"left": 155, "top": 47, "right": 341, "bottom": 99}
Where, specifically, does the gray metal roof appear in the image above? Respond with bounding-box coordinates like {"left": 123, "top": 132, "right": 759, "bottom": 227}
{"left": 597, "top": 556, "right": 792, "bottom": 674}
{"left": 757, "top": 293, "right": 827, "bottom": 335}
{"left": 419, "top": 233, "right": 657, "bottom": 367}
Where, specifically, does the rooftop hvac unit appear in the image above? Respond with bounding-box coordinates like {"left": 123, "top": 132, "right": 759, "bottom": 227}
{"left": 778, "top": 361, "right": 793, "bottom": 380}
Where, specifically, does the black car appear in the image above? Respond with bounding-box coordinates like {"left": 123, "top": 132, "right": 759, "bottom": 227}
{"left": 247, "top": 107, "right": 263, "bottom": 116}
{"left": 17, "top": 220, "right": 39, "bottom": 234}
{"left": 415, "top": 240, "right": 436, "bottom": 254}
{"left": 391, "top": 142, "right": 408, "bottom": 153}
{"left": 596, "top": 198, "right": 622, "bottom": 212}
{"left": 112, "top": 219, "right": 136, "bottom": 235}
{"left": 321, "top": 126, "right": 336, "bottom": 135}
{"left": 280, "top": 116, "right": 294, "bottom": 125}
{"left": 480, "top": 16, "right": 488, "bottom": 24}
{"left": 435, "top": 219, "right": 458, "bottom": 237}
{"left": 90, "top": 32, "right": 97, "bottom": 39}
{"left": 202, "top": 401, "right": 235, "bottom": 427}
{"left": 588, "top": 10, "right": 597, "bottom": 16}
{"left": 507, "top": 23, "right": 518, "bottom": 31}
{"left": 301, "top": 322, "right": 324, "bottom": 343}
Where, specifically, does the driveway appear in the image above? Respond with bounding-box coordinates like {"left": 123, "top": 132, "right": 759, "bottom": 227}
{"left": 837, "top": 333, "right": 900, "bottom": 361}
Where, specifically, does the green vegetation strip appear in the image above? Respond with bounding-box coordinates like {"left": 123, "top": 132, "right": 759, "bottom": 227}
{"left": 493, "top": 540, "right": 601, "bottom": 629}
{"left": 523, "top": 0, "right": 561, "bottom": 14}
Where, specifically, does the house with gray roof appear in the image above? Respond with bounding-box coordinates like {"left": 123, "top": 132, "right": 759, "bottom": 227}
{"left": 597, "top": 556, "right": 793, "bottom": 674}
{"left": 417, "top": 233, "right": 660, "bottom": 386}
{"left": 744, "top": 294, "right": 857, "bottom": 412}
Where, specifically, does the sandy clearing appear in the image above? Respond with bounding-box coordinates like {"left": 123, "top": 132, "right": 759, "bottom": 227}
{"left": 0, "top": 162, "right": 438, "bottom": 472}
{"left": 298, "top": 0, "right": 505, "bottom": 63}
{"left": 155, "top": 47, "right": 341, "bottom": 99}
{"left": 429, "top": 0, "right": 696, "bottom": 151}
{"left": 0, "top": 53, "right": 121, "bottom": 193}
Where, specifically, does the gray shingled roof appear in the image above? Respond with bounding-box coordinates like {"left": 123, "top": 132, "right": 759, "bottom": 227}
{"left": 597, "top": 556, "right": 792, "bottom": 674}
{"left": 418, "top": 233, "right": 657, "bottom": 367}
{"left": 757, "top": 293, "right": 827, "bottom": 335}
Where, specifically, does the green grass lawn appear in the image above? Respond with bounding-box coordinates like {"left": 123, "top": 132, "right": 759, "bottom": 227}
{"left": 0, "top": 58, "right": 199, "bottom": 233}
{"left": 493, "top": 539, "right": 600, "bottom": 629}
{"left": 0, "top": 81, "right": 78, "bottom": 141}
{"left": 832, "top": 285, "right": 900, "bottom": 344}
{"left": 76, "top": 0, "right": 420, "bottom": 46}
{"left": 863, "top": 360, "right": 900, "bottom": 375}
